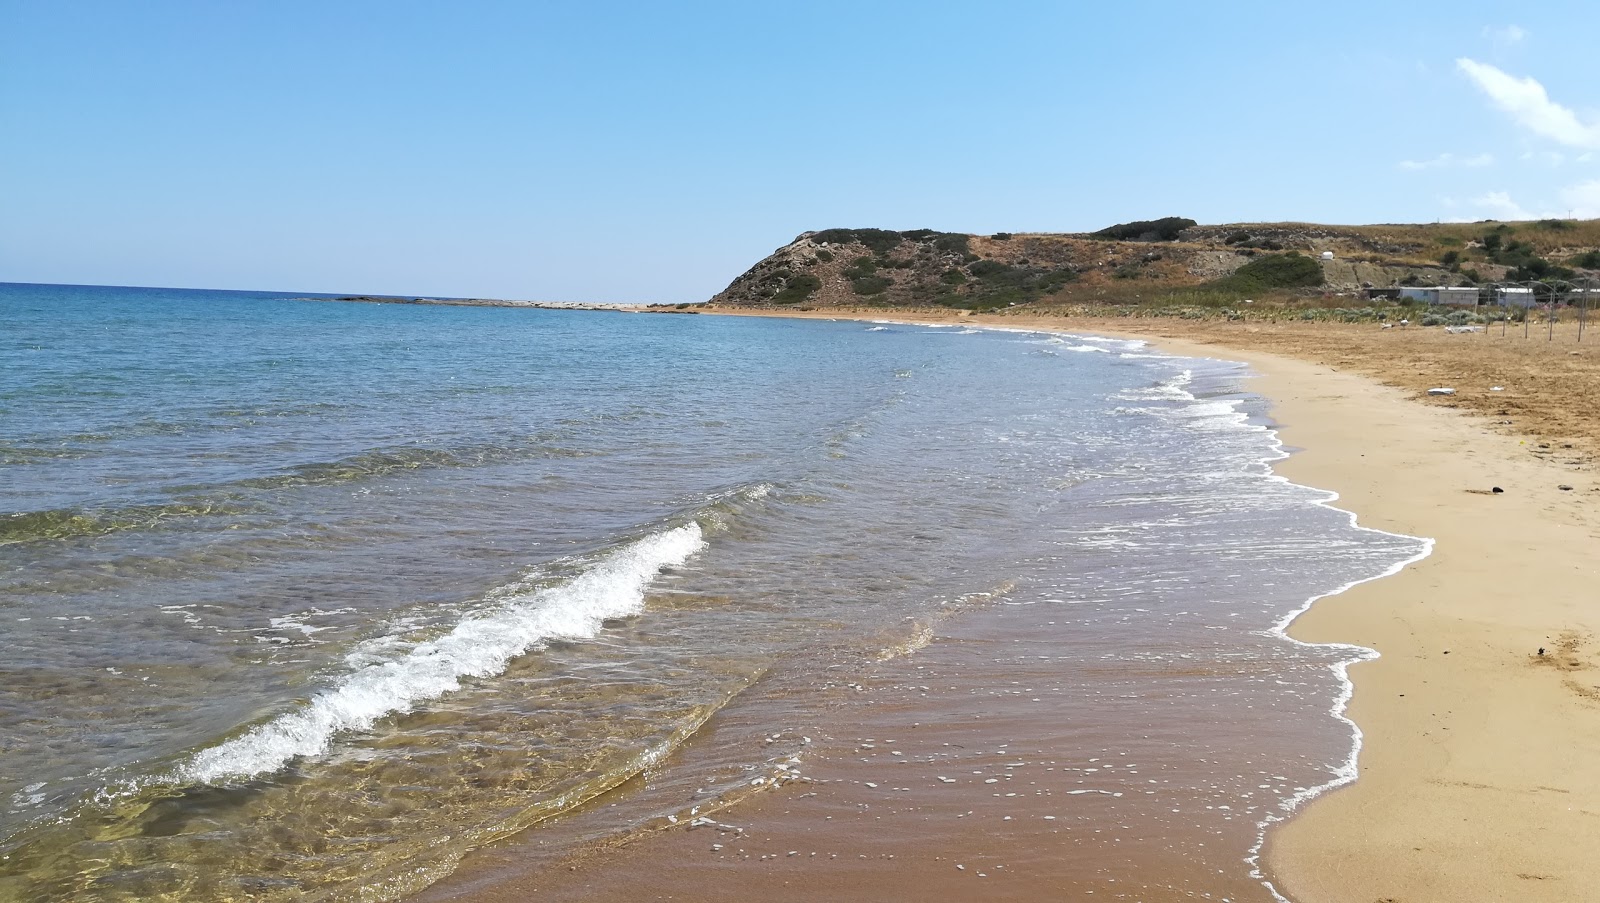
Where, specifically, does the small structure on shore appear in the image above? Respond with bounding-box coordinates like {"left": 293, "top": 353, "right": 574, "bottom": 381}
{"left": 1400, "top": 286, "right": 1479, "bottom": 307}
{"left": 1495, "top": 287, "right": 1536, "bottom": 308}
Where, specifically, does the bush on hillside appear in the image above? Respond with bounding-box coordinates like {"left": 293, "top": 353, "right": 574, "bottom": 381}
{"left": 1091, "top": 217, "right": 1196, "bottom": 242}
{"left": 1231, "top": 252, "right": 1324, "bottom": 288}
{"left": 842, "top": 256, "right": 878, "bottom": 279}
{"left": 850, "top": 274, "right": 893, "bottom": 295}
{"left": 939, "top": 261, "right": 1077, "bottom": 310}
{"left": 1507, "top": 258, "right": 1575, "bottom": 282}
{"left": 1202, "top": 251, "right": 1325, "bottom": 296}
{"left": 809, "top": 228, "right": 904, "bottom": 255}
{"left": 772, "top": 274, "right": 821, "bottom": 304}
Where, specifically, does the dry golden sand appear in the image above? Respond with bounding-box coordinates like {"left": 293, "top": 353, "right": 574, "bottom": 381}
{"left": 424, "top": 307, "right": 1599, "bottom": 902}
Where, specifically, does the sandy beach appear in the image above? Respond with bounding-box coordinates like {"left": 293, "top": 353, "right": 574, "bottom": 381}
{"left": 1074, "top": 319, "right": 1600, "bottom": 901}
{"left": 420, "top": 308, "right": 1599, "bottom": 903}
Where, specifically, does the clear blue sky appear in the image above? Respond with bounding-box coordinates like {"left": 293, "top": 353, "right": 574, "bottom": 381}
{"left": 3, "top": 1, "right": 1598, "bottom": 301}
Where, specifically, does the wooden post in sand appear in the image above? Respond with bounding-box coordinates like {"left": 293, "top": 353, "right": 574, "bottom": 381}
{"left": 1548, "top": 280, "right": 1575, "bottom": 342}
{"left": 1524, "top": 281, "right": 1535, "bottom": 340}
{"left": 1581, "top": 277, "right": 1593, "bottom": 344}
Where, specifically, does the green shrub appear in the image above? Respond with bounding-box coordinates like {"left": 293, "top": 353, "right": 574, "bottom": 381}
{"left": 1186, "top": 251, "right": 1325, "bottom": 299}
{"left": 946, "top": 260, "right": 1076, "bottom": 309}
{"left": 1439, "top": 250, "right": 1461, "bottom": 267}
{"left": 940, "top": 268, "right": 967, "bottom": 285}
{"left": 842, "top": 256, "right": 878, "bottom": 279}
{"left": 815, "top": 250, "right": 834, "bottom": 263}
{"left": 1092, "top": 217, "right": 1196, "bottom": 242}
{"left": 1507, "top": 258, "right": 1575, "bottom": 281}
{"left": 991, "top": 232, "right": 1013, "bottom": 240}
{"left": 1224, "top": 231, "right": 1252, "bottom": 245}
{"left": 1213, "top": 252, "right": 1325, "bottom": 293}
{"left": 808, "top": 228, "right": 904, "bottom": 255}
{"left": 968, "top": 259, "right": 1012, "bottom": 278}
{"left": 772, "top": 274, "right": 821, "bottom": 304}
{"left": 1572, "top": 250, "right": 1600, "bottom": 269}
{"left": 933, "top": 233, "right": 971, "bottom": 255}
{"left": 850, "top": 274, "right": 893, "bottom": 295}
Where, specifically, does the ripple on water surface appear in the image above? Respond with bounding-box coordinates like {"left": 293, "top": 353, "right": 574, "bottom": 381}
{"left": 0, "top": 287, "right": 1427, "bottom": 901}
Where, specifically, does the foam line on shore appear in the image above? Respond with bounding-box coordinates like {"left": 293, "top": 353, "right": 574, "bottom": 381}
{"left": 1244, "top": 430, "right": 1434, "bottom": 902}
{"left": 899, "top": 317, "right": 1434, "bottom": 901}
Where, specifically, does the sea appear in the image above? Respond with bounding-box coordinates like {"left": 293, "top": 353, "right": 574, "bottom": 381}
{"left": 0, "top": 283, "right": 1428, "bottom": 901}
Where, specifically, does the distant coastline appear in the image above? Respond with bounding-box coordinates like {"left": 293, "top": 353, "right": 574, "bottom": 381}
{"left": 288, "top": 295, "right": 639, "bottom": 312}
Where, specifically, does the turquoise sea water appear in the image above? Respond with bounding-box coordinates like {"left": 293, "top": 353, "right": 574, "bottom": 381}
{"left": 0, "top": 283, "right": 1425, "bottom": 900}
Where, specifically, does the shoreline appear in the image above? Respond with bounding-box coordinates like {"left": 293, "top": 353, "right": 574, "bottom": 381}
{"left": 709, "top": 307, "right": 1600, "bottom": 900}
{"left": 420, "top": 306, "right": 1598, "bottom": 902}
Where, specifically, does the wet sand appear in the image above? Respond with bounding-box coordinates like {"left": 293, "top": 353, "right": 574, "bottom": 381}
{"left": 421, "top": 309, "right": 1599, "bottom": 902}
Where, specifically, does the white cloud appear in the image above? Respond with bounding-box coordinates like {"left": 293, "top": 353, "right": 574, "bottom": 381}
{"left": 1473, "top": 191, "right": 1538, "bottom": 220}
{"left": 1457, "top": 59, "right": 1600, "bottom": 149}
{"left": 1519, "top": 150, "right": 1567, "bottom": 167}
{"left": 1399, "top": 152, "right": 1495, "bottom": 170}
{"left": 1560, "top": 180, "right": 1600, "bottom": 217}
{"left": 1463, "top": 181, "right": 1600, "bottom": 221}
{"left": 1482, "top": 24, "right": 1527, "bottom": 44}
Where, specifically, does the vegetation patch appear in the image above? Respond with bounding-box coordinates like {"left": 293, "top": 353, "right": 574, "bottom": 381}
{"left": 935, "top": 260, "right": 1076, "bottom": 310}
{"left": 1202, "top": 251, "right": 1324, "bottom": 296}
{"left": 850, "top": 274, "right": 893, "bottom": 295}
{"left": 809, "top": 228, "right": 905, "bottom": 255}
{"left": 1092, "top": 217, "right": 1196, "bottom": 242}
{"left": 772, "top": 273, "right": 821, "bottom": 304}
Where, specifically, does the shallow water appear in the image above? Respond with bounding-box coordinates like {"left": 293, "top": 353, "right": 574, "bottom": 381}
{"left": 0, "top": 285, "right": 1425, "bottom": 900}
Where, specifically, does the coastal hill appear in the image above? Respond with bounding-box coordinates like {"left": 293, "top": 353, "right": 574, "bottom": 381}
{"left": 707, "top": 218, "right": 1600, "bottom": 312}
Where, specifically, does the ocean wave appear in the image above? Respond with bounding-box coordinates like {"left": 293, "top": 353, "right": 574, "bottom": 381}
{"left": 0, "top": 499, "right": 262, "bottom": 545}
{"left": 0, "top": 440, "right": 593, "bottom": 545}
{"left": 179, "top": 523, "right": 706, "bottom": 783}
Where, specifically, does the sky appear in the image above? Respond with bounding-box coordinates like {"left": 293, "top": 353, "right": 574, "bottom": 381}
{"left": 3, "top": 1, "right": 1599, "bottom": 302}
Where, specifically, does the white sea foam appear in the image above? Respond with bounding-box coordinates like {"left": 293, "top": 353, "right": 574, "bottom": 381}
{"left": 1117, "top": 369, "right": 1194, "bottom": 401}
{"left": 1122, "top": 353, "right": 1430, "bottom": 902}
{"left": 179, "top": 523, "right": 705, "bottom": 783}
{"left": 1060, "top": 334, "right": 1433, "bottom": 900}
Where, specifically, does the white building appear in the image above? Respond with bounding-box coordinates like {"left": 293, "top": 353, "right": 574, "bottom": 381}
{"left": 1495, "top": 287, "right": 1536, "bottom": 307}
{"left": 1400, "top": 286, "right": 1479, "bottom": 307}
